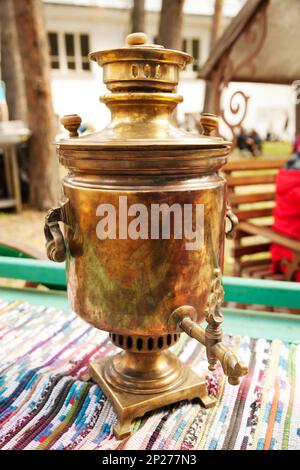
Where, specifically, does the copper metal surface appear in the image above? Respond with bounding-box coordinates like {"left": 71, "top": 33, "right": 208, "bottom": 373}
{"left": 45, "top": 32, "right": 248, "bottom": 438}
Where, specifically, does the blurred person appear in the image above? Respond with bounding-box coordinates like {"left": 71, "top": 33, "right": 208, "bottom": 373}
{"left": 266, "top": 130, "right": 272, "bottom": 142}
{"left": 270, "top": 136, "right": 300, "bottom": 281}
{"left": 265, "top": 130, "right": 278, "bottom": 142}
{"left": 249, "top": 129, "right": 262, "bottom": 156}
{"left": 236, "top": 128, "right": 262, "bottom": 156}
{"left": 236, "top": 127, "right": 249, "bottom": 155}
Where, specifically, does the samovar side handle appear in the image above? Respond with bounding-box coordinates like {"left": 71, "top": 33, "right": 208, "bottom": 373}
{"left": 44, "top": 114, "right": 82, "bottom": 263}
{"left": 44, "top": 199, "right": 69, "bottom": 263}
{"left": 225, "top": 205, "right": 238, "bottom": 240}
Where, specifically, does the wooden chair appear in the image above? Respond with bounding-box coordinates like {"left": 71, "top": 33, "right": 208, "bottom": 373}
{"left": 223, "top": 158, "right": 300, "bottom": 281}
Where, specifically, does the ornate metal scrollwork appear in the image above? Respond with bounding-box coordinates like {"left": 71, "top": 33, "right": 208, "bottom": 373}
{"left": 204, "top": 268, "right": 224, "bottom": 371}
{"left": 203, "top": 268, "right": 248, "bottom": 384}
{"left": 221, "top": 90, "right": 250, "bottom": 141}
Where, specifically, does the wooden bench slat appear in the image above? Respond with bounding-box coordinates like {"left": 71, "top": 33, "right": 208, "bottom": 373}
{"left": 245, "top": 268, "right": 284, "bottom": 281}
{"left": 242, "top": 266, "right": 271, "bottom": 276}
{"left": 227, "top": 174, "right": 276, "bottom": 186}
{"left": 236, "top": 225, "right": 272, "bottom": 238}
{"left": 230, "top": 192, "right": 276, "bottom": 205}
{"left": 239, "top": 258, "right": 271, "bottom": 270}
{"left": 223, "top": 158, "right": 287, "bottom": 172}
{"left": 238, "top": 222, "right": 300, "bottom": 252}
{"left": 243, "top": 264, "right": 272, "bottom": 274}
{"left": 242, "top": 263, "right": 284, "bottom": 280}
{"left": 234, "top": 242, "right": 271, "bottom": 257}
{"left": 235, "top": 207, "right": 274, "bottom": 221}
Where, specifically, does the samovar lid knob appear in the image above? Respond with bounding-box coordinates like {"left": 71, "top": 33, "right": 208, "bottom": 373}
{"left": 200, "top": 113, "right": 219, "bottom": 136}
{"left": 61, "top": 114, "right": 82, "bottom": 138}
{"left": 126, "top": 32, "right": 148, "bottom": 46}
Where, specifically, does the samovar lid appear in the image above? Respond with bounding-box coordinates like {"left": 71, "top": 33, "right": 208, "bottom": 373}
{"left": 58, "top": 33, "right": 231, "bottom": 152}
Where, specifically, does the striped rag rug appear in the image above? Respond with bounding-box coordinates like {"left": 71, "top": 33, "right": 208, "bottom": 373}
{"left": 0, "top": 298, "right": 299, "bottom": 450}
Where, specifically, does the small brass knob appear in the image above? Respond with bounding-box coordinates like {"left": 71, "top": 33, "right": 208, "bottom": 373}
{"left": 126, "top": 32, "right": 148, "bottom": 46}
{"left": 61, "top": 114, "right": 82, "bottom": 138}
{"left": 200, "top": 113, "right": 219, "bottom": 136}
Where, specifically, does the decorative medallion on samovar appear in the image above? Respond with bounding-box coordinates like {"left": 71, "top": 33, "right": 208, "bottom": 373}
{"left": 45, "top": 32, "right": 247, "bottom": 439}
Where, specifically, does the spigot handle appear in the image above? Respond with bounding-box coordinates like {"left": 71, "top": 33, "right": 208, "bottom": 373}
{"left": 179, "top": 316, "right": 248, "bottom": 385}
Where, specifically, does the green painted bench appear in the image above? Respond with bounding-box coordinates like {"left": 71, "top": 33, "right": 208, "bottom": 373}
{"left": 0, "top": 255, "right": 299, "bottom": 343}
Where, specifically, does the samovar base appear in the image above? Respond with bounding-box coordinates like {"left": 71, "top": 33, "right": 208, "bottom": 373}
{"left": 90, "top": 352, "right": 216, "bottom": 440}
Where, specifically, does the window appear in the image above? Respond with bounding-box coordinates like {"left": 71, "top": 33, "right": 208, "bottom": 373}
{"left": 48, "top": 32, "right": 60, "bottom": 69}
{"left": 192, "top": 39, "right": 200, "bottom": 72}
{"left": 152, "top": 36, "right": 201, "bottom": 74}
{"left": 80, "top": 34, "right": 91, "bottom": 71}
{"left": 47, "top": 32, "right": 91, "bottom": 72}
{"left": 182, "top": 38, "right": 201, "bottom": 73}
{"left": 65, "top": 33, "right": 76, "bottom": 70}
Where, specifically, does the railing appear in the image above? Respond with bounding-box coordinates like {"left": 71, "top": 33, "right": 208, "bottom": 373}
{"left": 0, "top": 256, "right": 300, "bottom": 309}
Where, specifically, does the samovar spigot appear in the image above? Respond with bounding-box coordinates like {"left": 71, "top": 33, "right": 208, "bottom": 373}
{"left": 179, "top": 316, "right": 248, "bottom": 386}
{"left": 170, "top": 269, "right": 248, "bottom": 386}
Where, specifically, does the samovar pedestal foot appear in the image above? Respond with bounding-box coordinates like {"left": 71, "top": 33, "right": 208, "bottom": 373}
{"left": 90, "top": 354, "right": 216, "bottom": 440}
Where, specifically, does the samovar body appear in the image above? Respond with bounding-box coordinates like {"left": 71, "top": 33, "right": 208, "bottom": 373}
{"left": 45, "top": 33, "right": 247, "bottom": 439}
{"left": 63, "top": 175, "right": 226, "bottom": 335}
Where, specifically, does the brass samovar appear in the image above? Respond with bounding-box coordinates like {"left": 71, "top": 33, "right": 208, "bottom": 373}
{"left": 45, "top": 33, "right": 247, "bottom": 439}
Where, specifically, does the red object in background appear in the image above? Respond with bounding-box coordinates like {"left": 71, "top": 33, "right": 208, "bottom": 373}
{"left": 293, "top": 136, "right": 300, "bottom": 153}
{"left": 271, "top": 169, "right": 300, "bottom": 281}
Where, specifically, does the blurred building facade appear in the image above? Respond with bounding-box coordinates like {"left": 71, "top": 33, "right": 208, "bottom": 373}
{"left": 44, "top": 0, "right": 295, "bottom": 140}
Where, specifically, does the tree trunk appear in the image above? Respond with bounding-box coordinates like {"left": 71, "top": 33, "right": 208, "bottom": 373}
{"left": 131, "top": 0, "right": 145, "bottom": 33}
{"left": 203, "top": 0, "right": 224, "bottom": 114}
{"left": 0, "top": 0, "right": 27, "bottom": 121}
{"left": 210, "top": 0, "right": 224, "bottom": 49}
{"left": 158, "top": 0, "right": 185, "bottom": 50}
{"left": 13, "top": 0, "right": 60, "bottom": 210}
